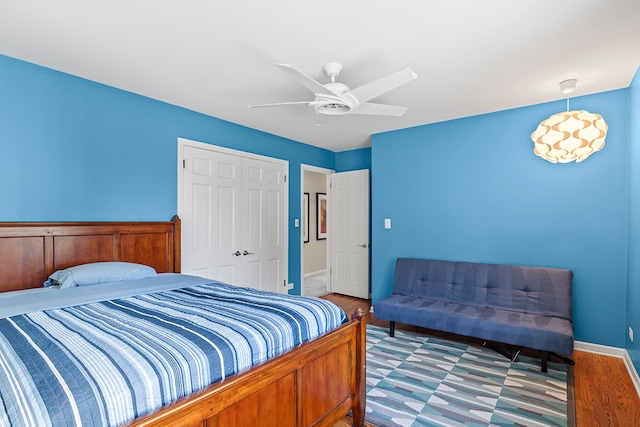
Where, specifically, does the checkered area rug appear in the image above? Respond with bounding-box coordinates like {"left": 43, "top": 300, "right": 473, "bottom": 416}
{"left": 365, "top": 325, "right": 575, "bottom": 427}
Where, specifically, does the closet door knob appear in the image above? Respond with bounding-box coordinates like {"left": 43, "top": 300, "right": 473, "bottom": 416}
{"left": 232, "top": 251, "right": 242, "bottom": 256}
{"left": 243, "top": 250, "right": 255, "bottom": 256}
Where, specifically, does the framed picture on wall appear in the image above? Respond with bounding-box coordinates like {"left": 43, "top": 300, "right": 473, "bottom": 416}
{"left": 303, "top": 193, "right": 309, "bottom": 243}
{"left": 317, "top": 193, "right": 327, "bottom": 240}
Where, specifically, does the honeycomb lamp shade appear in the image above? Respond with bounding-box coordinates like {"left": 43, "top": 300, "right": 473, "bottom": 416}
{"left": 530, "top": 110, "right": 608, "bottom": 163}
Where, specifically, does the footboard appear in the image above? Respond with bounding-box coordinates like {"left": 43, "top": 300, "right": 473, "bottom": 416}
{"left": 126, "top": 309, "right": 367, "bottom": 427}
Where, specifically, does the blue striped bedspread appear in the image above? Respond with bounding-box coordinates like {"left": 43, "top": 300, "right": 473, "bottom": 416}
{"left": 0, "top": 281, "right": 347, "bottom": 426}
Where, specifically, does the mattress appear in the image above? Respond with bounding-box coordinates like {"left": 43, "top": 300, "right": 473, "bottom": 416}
{"left": 0, "top": 275, "right": 347, "bottom": 426}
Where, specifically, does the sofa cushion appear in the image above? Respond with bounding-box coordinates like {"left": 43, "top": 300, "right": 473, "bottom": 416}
{"left": 392, "top": 258, "right": 572, "bottom": 321}
{"left": 375, "top": 294, "right": 574, "bottom": 354}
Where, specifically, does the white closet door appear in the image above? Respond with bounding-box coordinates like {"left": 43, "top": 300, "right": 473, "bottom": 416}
{"left": 181, "top": 141, "right": 288, "bottom": 293}
{"left": 182, "top": 145, "right": 243, "bottom": 284}
{"left": 242, "top": 157, "right": 286, "bottom": 292}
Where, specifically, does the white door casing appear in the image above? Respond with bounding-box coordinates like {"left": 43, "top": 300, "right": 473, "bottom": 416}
{"left": 179, "top": 138, "right": 288, "bottom": 293}
{"left": 329, "top": 169, "right": 369, "bottom": 299}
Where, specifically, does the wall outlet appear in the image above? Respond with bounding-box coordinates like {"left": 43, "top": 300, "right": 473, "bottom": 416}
{"left": 630, "top": 327, "right": 634, "bottom": 342}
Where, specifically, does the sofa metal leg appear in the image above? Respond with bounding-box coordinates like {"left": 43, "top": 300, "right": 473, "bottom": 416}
{"left": 483, "top": 341, "right": 522, "bottom": 363}
{"left": 511, "top": 347, "right": 522, "bottom": 363}
{"left": 540, "top": 351, "right": 575, "bottom": 372}
{"left": 389, "top": 321, "right": 395, "bottom": 337}
{"left": 484, "top": 344, "right": 572, "bottom": 373}
{"left": 550, "top": 352, "right": 575, "bottom": 366}
{"left": 541, "top": 351, "right": 548, "bottom": 373}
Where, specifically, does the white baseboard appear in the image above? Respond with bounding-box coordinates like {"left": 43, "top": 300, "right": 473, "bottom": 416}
{"left": 304, "top": 269, "right": 326, "bottom": 278}
{"left": 575, "top": 340, "right": 640, "bottom": 397}
{"left": 624, "top": 351, "right": 640, "bottom": 398}
{"left": 574, "top": 340, "right": 626, "bottom": 357}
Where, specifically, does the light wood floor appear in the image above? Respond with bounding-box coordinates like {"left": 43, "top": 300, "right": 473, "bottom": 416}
{"left": 324, "top": 293, "right": 640, "bottom": 427}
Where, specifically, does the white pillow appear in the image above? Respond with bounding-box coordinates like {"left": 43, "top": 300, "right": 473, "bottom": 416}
{"left": 44, "top": 262, "right": 158, "bottom": 289}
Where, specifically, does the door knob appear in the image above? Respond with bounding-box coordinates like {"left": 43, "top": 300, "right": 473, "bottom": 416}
{"left": 232, "top": 251, "right": 241, "bottom": 256}
{"left": 243, "top": 250, "right": 255, "bottom": 256}
{"left": 358, "top": 243, "right": 369, "bottom": 248}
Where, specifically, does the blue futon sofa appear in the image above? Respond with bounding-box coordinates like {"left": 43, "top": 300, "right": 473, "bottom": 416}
{"left": 374, "top": 258, "right": 574, "bottom": 372}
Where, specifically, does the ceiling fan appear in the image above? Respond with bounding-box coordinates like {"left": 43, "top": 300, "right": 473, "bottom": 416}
{"left": 248, "top": 62, "right": 418, "bottom": 117}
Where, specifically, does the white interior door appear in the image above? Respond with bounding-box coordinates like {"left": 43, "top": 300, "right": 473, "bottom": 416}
{"left": 329, "top": 169, "right": 369, "bottom": 299}
{"left": 180, "top": 140, "right": 288, "bottom": 292}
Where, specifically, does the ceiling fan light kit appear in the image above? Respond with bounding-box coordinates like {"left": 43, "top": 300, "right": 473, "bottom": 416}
{"left": 248, "top": 62, "right": 418, "bottom": 117}
{"left": 316, "top": 102, "right": 352, "bottom": 115}
{"left": 530, "top": 79, "right": 608, "bottom": 163}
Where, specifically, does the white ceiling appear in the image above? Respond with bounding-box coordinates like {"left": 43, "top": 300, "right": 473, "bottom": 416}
{"left": 1, "top": 0, "right": 639, "bottom": 152}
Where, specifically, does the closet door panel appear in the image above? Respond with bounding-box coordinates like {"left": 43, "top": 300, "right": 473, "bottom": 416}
{"left": 183, "top": 146, "right": 242, "bottom": 284}
{"left": 181, "top": 140, "right": 287, "bottom": 293}
{"left": 243, "top": 157, "right": 286, "bottom": 293}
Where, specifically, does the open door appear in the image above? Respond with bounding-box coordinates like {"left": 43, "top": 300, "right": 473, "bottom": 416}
{"left": 329, "top": 169, "right": 370, "bottom": 299}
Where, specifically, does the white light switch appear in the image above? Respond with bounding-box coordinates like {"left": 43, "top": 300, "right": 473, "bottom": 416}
{"left": 384, "top": 218, "right": 391, "bottom": 229}
{"left": 294, "top": 219, "right": 299, "bottom": 227}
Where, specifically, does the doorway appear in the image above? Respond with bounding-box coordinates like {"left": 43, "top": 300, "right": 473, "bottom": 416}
{"left": 301, "top": 165, "right": 332, "bottom": 297}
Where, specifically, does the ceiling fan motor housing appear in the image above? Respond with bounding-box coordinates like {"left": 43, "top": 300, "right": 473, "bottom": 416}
{"left": 315, "top": 80, "right": 355, "bottom": 115}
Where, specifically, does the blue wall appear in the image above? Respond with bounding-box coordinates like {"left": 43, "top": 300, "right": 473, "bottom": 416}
{"left": 0, "top": 54, "right": 336, "bottom": 295}
{"left": 336, "top": 147, "right": 371, "bottom": 172}
{"left": 628, "top": 68, "right": 640, "bottom": 371}
{"left": 3, "top": 51, "right": 638, "bottom": 351}
{"left": 371, "top": 90, "right": 630, "bottom": 348}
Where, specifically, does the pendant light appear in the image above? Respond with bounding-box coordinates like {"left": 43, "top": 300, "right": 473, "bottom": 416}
{"left": 530, "top": 79, "right": 608, "bottom": 163}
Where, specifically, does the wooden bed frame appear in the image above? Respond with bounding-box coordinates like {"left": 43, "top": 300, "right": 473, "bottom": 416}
{"left": 0, "top": 216, "right": 366, "bottom": 427}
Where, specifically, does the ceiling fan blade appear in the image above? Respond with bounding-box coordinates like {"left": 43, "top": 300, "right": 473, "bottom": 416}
{"left": 349, "top": 68, "right": 418, "bottom": 104}
{"left": 247, "top": 101, "right": 311, "bottom": 109}
{"left": 350, "top": 102, "right": 408, "bottom": 116}
{"left": 275, "top": 64, "right": 336, "bottom": 97}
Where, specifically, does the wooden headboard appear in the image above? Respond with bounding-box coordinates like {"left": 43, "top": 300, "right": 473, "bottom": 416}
{"left": 0, "top": 216, "right": 181, "bottom": 293}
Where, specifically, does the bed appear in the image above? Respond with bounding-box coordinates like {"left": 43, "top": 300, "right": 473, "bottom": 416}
{"left": 0, "top": 216, "right": 366, "bottom": 427}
